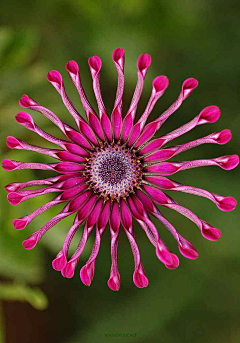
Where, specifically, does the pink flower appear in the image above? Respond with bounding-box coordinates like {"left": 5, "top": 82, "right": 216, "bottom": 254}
{"left": 3, "top": 49, "right": 239, "bottom": 290}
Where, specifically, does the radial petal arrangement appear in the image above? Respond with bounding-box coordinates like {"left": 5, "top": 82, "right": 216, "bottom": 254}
{"left": 3, "top": 48, "right": 239, "bottom": 290}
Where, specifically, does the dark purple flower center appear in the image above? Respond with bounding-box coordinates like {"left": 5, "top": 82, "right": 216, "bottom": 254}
{"left": 85, "top": 144, "right": 142, "bottom": 200}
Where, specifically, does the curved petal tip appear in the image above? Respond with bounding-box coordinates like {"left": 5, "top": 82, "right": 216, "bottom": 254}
{"left": 88, "top": 56, "right": 102, "bottom": 75}
{"left": 13, "top": 219, "right": 28, "bottom": 230}
{"left": 107, "top": 275, "right": 121, "bottom": 291}
{"left": 112, "top": 48, "right": 125, "bottom": 63}
{"left": 47, "top": 70, "right": 63, "bottom": 89}
{"left": 217, "top": 196, "right": 237, "bottom": 212}
{"left": 61, "top": 261, "right": 76, "bottom": 278}
{"left": 201, "top": 222, "right": 221, "bottom": 241}
{"left": 133, "top": 268, "right": 149, "bottom": 288}
{"left": 2, "top": 159, "right": 20, "bottom": 171}
{"left": 200, "top": 105, "right": 221, "bottom": 123}
{"left": 182, "top": 78, "right": 198, "bottom": 98}
{"left": 152, "top": 75, "right": 169, "bottom": 93}
{"left": 216, "top": 129, "right": 232, "bottom": 145}
{"left": 66, "top": 60, "right": 79, "bottom": 75}
{"left": 217, "top": 155, "right": 239, "bottom": 170}
{"left": 22, "top": 236, "right": 38, "bottom": 250}
{"left": 137, "top": 54, "right": 151, "bottom": 75}
{"left": 52, "top": 254, "right": 67, "bottom": 271}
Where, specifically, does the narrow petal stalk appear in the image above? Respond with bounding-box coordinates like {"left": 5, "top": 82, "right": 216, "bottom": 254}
{"left": 138, "top": 105, "right": 221, "bottom": 154}
{"left": 120, "top": 200, "right": 149, "bottom": 288}
{"left": 121, "top": 54, "right": 151, "bottom": 141}
{"left": 143, "top": 176, "right": 237, "bottom": 211}
{"left": 143, "top": 129, "right": 232, "bottom": 161}
{"left": 111, "top": 48, "right": 125, "bottom": 141}
{"left": 80, "top": 201, "right": 110, "bottom": 286}
{"left": 144, "top": 155, "right": 239, "bottom": 175}
{"left": 61, "top": 198, "right": 103, "bottom": 278}
{"left": 108, "top": 201, "right": 121, "bottom": 290}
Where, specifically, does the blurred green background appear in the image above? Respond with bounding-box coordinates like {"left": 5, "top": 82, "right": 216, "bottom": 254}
{"left": 0, "top": 0, "right": 240, "bottom": 342}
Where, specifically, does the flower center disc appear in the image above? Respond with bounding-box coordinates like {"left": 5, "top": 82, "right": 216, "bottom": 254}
{"left": 85, "top": 144, "right": 142, "bottom": 200}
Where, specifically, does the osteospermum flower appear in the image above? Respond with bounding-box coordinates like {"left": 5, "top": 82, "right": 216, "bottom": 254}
{"left": 3, "top": 49, "right": 239, "bottom": 290}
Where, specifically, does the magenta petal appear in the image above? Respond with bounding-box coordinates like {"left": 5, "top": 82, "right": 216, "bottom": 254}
{"left": 66, "top": 60, "right": 98, "bottom": 121}
{"left": 178, "top": 236, "right": 198, "bottom": 259}
{"left": 77, "top": 195, "right": 97, "bottom": 221}
{"left": 56, "top": 151, "right": 85, "bottom": 163}
{"left": 199, "top": 105, "right": 220, "bottom": 123}
{"left": 80, "top": 262, "right": 95, "bottom": 286}
{"left": 22, "top": 233, "right": 39, "bottom": 249}
{"left": 54, "top": 162, "right": 84, "bottom": 173}
{"left": 63, "top": 142, "right": 89, "bottom": 157}
{"left": 15, "top": 112, "right": 35, "bottom": 130}
{"left": 142, "top": 185, "right": 168, "bottom": 204}
{"left": 112, "top": 109, "right": 122, "bottom": 140}
{"left": 100, "top": 113, "right": 112, "bottom": 141}
{"left": 52, "top": 252, "right": 67, "bottom": 271}
{"left": 61, "top": 177, "right": 86, "bottom": 190}
{"left": 112, "top": 48, "right": 125, "bottom": 65}
{"left": 145, "top": 162, "right": 179, "bottom": 175}
{"left": 65, "top": 129, "right": 92, "bottom": 149}
{"left": 61, "top": 260, "right": 77, "bottom": 278}
{"left": 7, "top": 192, "right": 23, "bottom": 205}
{"left": 78, "top": 121, "right": 99, "bottom": 146}
{"left": 133, "top": 264, "right": 149, "bottom": 288}
{"left": 165, "top": 254, "right": 180, "bottom": 269}
{"left": 136, "top": 75, "right": 169, "bottom": 129}
{"left": 110, "top": 202, "right": 121, "bottom": 231}
{"left": 201, "top": 222, "right": 221, "bottom": 241}
{"left": 217, "top": 196, "right": 237, "bottom": 211}
{"left": 134, "top": 121, "right": 159, "bottom": 148}
{"left": 178, "top": 245, "right": 198, "bottom": 259}
{"left": 127, "top": 123, "right": 141, "bottom": 146}
{"left": 156, "top": 246, "right": 174, "bottom": 265}
{"left": 66, "top": 60, "right": 79, "bottom": 75}
{"left": 98, "top": 201, "right": 111, "bottom": 229}
{"left": 2, "top": 159, "right": 21, "bottom": 171}
{"left": 47, "top": 70, "right": 63, "bottom": 91}
{"left": 68, "top": 191, "right": 91, "bottom": 212}
{"left": 216, "top": 155, "right": 239, "bottom": 170}
{"left": 13, "top": 218, "right": 28, "bottom": 230}
{"left": 107, "top": 277, "right": 120, "bottom": 291}
{"left": 112, "top": 48, "right": 125, "bottom": 127}
{"left": 5, "top": 183, "right": 21, "bottom": 192}
{"left": 144, "top": 176, "right": 175, "bottom": 189}
{"left": 136, "top": 190, "right": 155, "bottom": 213}
{"left": 121, "top": 113, "right": 133, "bottom": 142}
{"left": 128, "top": 197, "right": 143, "bottom": 220}
{"left": 88, "top": 56, "right": 102, "bottom": 76}
{"left": 139, "top": 137, "right": 165, "bottom": 155}
{"left": 6, "top": 136, "right": 22, "bottom": 149}
{"left": 88, "top": 113, "right": 105, "bottom": 141}
{"left": 142, "top": 130, "right": 232, "bottom": 163}
{"left": 143, "top": 149, "right": 175, "bottom": 162}
{"left": 137, "top": 54, "right": 151, "bottom": 77}
{"left": 108, "top": 264, "right": 121, "bottom": 291}
{"left": 181, "top": 78, "right": 198, "bottom": 98}
{"left": 61, "top": 184, "right": 87, "bottom": 201}
{"left": 216, "top": 129, "right": 232, "bottom": 144}
{"left": 120, "top": 200, "right": 132, "bottom": 229}
{"left": 153, "top": 75, "right": 169, "bottom": 93}
{"left": 19, "top": 94, "right": 37, "bottom": 108}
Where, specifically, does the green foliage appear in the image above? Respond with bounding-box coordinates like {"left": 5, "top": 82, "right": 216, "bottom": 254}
{"left": 0, "top": 282, "right": 48, "bottom": 310}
